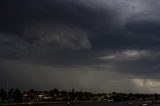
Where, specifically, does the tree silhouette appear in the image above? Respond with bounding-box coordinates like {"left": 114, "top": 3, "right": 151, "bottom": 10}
{"left": 13, "top": 88, "right": 22, "bottom": 103}
{"left": 0, "top": 89, "right": 6, "bottom": 100}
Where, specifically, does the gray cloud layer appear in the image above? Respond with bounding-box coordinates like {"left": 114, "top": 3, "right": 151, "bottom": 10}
{"left": 0, "top": 0, "right": 160, "bottom": 93}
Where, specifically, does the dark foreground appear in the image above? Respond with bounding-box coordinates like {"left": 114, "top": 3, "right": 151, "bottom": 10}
{"left": 2, "top": 102, "right": 160, "bottom": 106}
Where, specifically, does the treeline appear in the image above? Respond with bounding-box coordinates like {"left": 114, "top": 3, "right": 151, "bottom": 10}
{"left": 1, "top": 88, "right": 160, "bottom": 104}
{"left": 23, "top": 88, "right": 95, "bottom": 102}
{"left": 0, "top": 88, "right": 22, "bottom": 103}
{"left": 0, "top": 88, "right": 95, "bottom": 103}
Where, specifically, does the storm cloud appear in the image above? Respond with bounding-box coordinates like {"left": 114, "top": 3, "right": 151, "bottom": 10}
{"left": 1, "top": 0, "right": 160, "bottom": 93}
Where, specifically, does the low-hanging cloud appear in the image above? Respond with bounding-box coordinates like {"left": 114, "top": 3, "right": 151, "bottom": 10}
{"left": 23, "top": 24, "right": 92, "bottom": 50}
{"left": 1, "top": 0, "right": 160, "bottom": 93}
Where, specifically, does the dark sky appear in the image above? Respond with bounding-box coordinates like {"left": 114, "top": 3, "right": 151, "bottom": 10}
{"left": 1, "top": 0, "right": 160, "bottom": 93}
